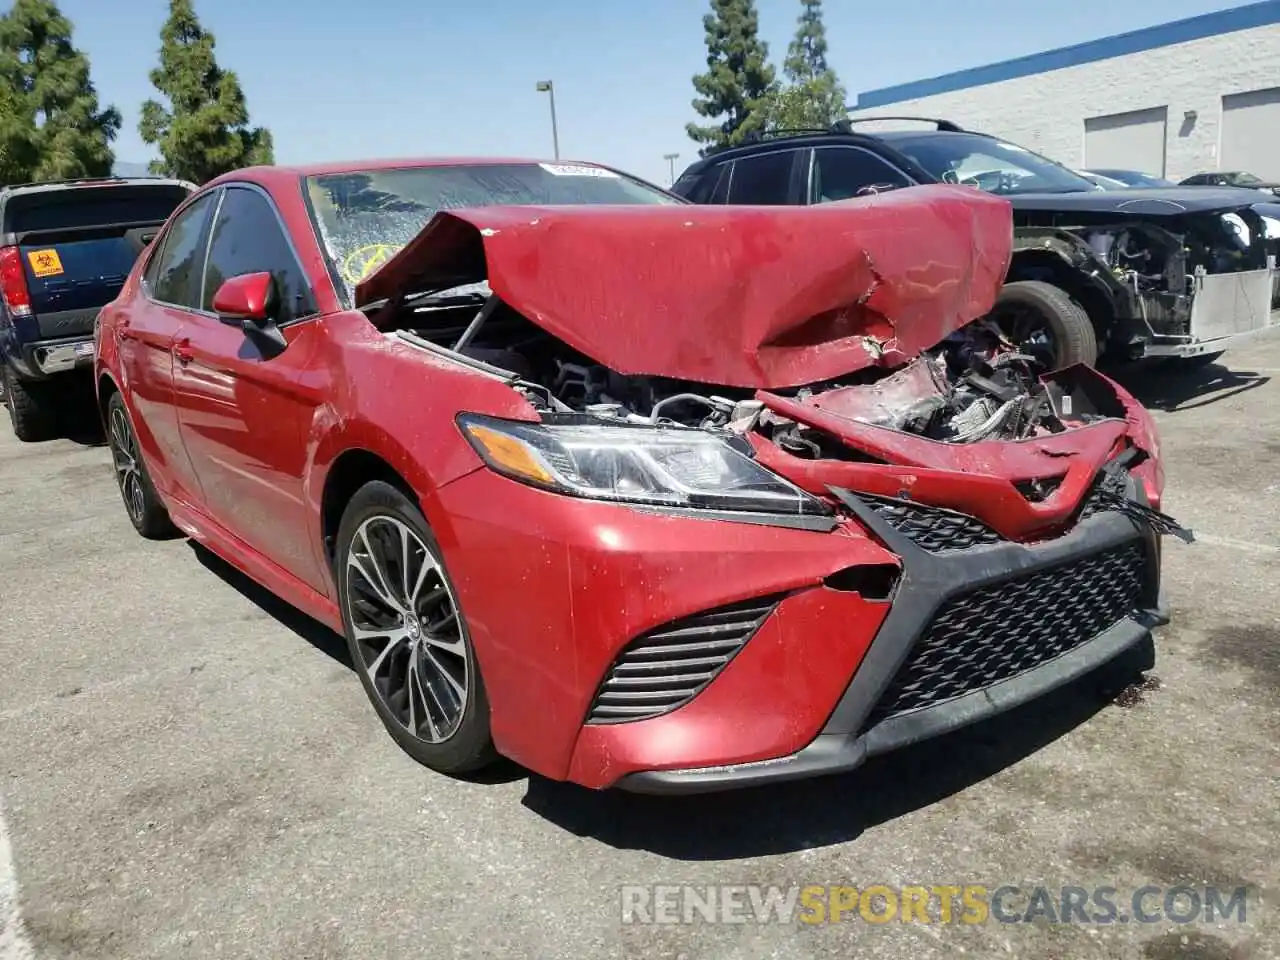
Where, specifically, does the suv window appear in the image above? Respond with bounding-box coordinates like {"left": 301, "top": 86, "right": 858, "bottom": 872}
{"left": 810, "top": 146, "right": 913, "bottom": 203}
{"left": 201, "top": 187, "right": 316, "bottom": 322}
{"left": 149, "top": 192, "right": 217, "bottom": 308}
{"left": 727, "top": 151, "right": 795, "bottom": 204}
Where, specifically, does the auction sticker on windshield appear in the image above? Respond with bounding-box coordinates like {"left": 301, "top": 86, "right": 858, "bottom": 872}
{"left": 538, "top": 163, "right": 619, "bottom": 178}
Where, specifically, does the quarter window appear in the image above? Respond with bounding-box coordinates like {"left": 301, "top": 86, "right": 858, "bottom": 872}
{"left": 149, "top": 192, "right": 217, "bottom": 308}
{"left": 810, "top": 147, "right": 913, "bottom": 203}
{"left": 201, "top": 187, "right": 316, "bottom": 322}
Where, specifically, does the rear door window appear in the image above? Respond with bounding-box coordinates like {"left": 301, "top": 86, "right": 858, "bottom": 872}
{"left": 149, "top": 192, "right": 218, "bottom": 309}
{"left": 726, "top": 151, "right": 798, "bottom": 205}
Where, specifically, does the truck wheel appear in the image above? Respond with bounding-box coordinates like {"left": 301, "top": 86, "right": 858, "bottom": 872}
{"left": 3, "top": 368, "right": 57, "bottom": 442}
{"left": 989, "top": 280, "right": 1099, "bottom": 369}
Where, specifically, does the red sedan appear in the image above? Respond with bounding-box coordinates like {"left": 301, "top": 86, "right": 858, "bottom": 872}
{"left": 94, "top": 157, "right": 1188, "bottom": 793}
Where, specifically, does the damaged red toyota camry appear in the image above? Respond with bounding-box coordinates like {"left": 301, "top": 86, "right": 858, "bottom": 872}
{"left": 95, "top": 157, "right": 1191, "bottom": 793}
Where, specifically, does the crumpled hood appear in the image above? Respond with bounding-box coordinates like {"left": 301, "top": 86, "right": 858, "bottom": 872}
{"left": 355, "top": 184, "right": 1013, "bottom": 389}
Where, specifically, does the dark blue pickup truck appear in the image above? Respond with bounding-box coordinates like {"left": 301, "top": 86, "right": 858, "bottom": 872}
{"left": 0, "top": 176, "right": 194, "bottom": 441}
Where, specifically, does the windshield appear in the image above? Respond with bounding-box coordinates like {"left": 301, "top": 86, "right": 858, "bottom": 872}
{"left": 1097, "top": 170, "right": 1174, "bottom": 188}
{"left": 305, "top": 162, "right": 680, "bottom": 297}
{"left": 887, "top": 133, "right": 1097, "bottom": 195}
{"left": 1229, "top": 172, "right": 1262, "bottom": 185}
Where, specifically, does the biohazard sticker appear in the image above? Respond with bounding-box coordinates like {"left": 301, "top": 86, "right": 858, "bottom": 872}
{"left": 27, "top": 249, "right": 64, "bottom": 277}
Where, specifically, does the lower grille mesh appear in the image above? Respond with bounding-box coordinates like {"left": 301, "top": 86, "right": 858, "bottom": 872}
{"left": 860, "top": 541, "right": 1147, "bottom": 732}
{"left": 860, "top": 494, "right": 1005, "bottom": 552}
{"left": 586, "top": 594, "right": 784, "bottom": 724}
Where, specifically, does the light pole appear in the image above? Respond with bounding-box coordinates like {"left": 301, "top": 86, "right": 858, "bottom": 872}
{"left": 535, "top": 80, "right": 560, "bottom": 160}
{"left": 663, "top": 152, "right": 680, "bottom": 185}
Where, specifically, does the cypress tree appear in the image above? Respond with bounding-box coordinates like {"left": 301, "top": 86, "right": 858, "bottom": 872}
{"left": 686, "top": 0, "right": 776, "bottom": 151}
{"left": 139, "top": 0, "right": 274, "bottom": 184}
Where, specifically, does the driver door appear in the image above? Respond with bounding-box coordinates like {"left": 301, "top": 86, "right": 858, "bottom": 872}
{"left": 171, "top": 184, "right": 330, "bottom": 593}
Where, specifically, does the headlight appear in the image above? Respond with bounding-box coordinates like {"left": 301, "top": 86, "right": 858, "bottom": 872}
{"left": 458, "top": 414, "right": 830, "bottom": 516}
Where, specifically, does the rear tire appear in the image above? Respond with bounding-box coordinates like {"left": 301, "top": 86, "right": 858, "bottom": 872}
{"left": 336, "top": 480, "right": 497, "bottom": 776}
{"left": 105, "top": 391, "right": 178, "bottom": 539}
{"left": 990, "top": 280, "right": 1099, "bottom": 369}
{"left": 4, "top": 367, "right": 56, "bottom": 442}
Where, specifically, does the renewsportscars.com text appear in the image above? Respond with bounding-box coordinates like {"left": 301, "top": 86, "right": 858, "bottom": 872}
{"left": 620, "top": 884, "right": 1250, "bottom": 926}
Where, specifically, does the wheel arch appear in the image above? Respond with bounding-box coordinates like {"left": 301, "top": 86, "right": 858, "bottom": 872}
{"left": 1008, "top": 249, "right": 1116, "bottom": 333}
{"left": 319, "top": 448, "right": 422, "bottom": 567}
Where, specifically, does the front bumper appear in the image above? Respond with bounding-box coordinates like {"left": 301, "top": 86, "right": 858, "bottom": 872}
{"left": 435, "top": 460, "right": 1166, "bottom": 793}
{"left": 617, "top": 486, "right": 1164, "bottom": 793}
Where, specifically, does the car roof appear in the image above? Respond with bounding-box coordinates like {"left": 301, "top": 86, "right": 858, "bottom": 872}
{"left": 678, "top": 123, "right": 988, "bottom": 176}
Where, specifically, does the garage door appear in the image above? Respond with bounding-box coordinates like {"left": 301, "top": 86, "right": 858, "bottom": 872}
{"left": 1083, "top": 107, "right": 1168, "bottom": 176}
{"left": 1220, "top": 87, "right": 1280, "bottom": 182}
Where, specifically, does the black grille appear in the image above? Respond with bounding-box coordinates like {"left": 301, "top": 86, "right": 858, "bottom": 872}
{"left": 586, "top": 595, "right": 783, "bottom": 724}
{"left": 860, "top": 541, "right": 1147, "bottom": 731}
{"left": 861, "top": 494, "right": 1005, "bottom": 552}
{"left": 1078, "top": 469, "right": 1129, "bottom": 521}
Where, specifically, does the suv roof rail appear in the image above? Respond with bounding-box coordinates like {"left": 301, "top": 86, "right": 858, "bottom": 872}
{"left": 842, "top": 115, "right": 966, "bottom": 133}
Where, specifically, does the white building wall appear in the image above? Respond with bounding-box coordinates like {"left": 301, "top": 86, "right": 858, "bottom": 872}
{"left": 849, "top": 24, "right": 1280, "bottom": 182}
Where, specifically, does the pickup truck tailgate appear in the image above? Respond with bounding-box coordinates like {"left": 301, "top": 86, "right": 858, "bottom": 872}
{"left": 4, "top": 182, "right": 190, "bottom": 339}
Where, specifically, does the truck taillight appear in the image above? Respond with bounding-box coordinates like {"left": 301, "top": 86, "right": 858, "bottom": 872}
{"left": 0, "top": 246, "right": 33, "bottom": 318}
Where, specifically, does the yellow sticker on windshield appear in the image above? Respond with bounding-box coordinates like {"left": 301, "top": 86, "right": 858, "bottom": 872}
{"left": 342, "top": 244, "right": 400, "bottom": 285}
{"left": 27, "top": 248, "right": 64, "bottom": 277}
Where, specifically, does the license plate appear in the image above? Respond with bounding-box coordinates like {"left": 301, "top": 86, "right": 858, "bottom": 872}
{"left": 74, "top": 341, "right": 95, "bottom": 357}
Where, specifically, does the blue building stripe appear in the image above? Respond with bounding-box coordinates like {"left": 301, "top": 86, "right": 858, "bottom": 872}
{"left": 854, "top": 1, "right": 1280, "bottom": 109}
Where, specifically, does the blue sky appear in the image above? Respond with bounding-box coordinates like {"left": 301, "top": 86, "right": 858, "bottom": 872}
{"left": 55, "top": 0, "right": 1245, "bottom": 186}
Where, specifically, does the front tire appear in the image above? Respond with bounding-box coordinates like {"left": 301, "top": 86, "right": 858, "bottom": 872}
{"left": 105, "top": 391, "right": 178, "bottom": 539}
{"left": 4, "top": 367, "right": 56, "bottom": 442}
{"left": 989, "top": 280, "right": 1099, "bottom": 369}
{"left": 336, "top": 480, "right": 496, "bottom": 776}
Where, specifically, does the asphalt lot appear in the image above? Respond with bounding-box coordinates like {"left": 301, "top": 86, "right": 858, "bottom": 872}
{"left": 1, "top": 332, "right": 1278, "bottom": 960}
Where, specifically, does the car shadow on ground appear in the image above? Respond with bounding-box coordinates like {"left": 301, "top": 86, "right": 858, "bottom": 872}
{"left": 184, "top": 540, "right": 527, "bottom": 785}
{"left": 522, "top": 650, "right": 1153, "bottom": 860}
{"left": 187, "top": 541, "right": 354, "bottom": 670}
{"left": 1107, "top": 358, "right": 1269, "bottom": 412}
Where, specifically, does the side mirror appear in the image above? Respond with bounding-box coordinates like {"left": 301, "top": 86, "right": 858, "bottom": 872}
{"left": 212, "top": 272, "right": 287, "bottom": 353}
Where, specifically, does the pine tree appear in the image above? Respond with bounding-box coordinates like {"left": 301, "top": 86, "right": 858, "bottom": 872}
{"left": 763, "top": 0, "right": 847, "bottom": 131}
{"left": 139, "top": 0, "right": 274, "bottom": 184}
{"left": 0, "top": 0, "right": 120, "bottom": 183}
{"left": 686, "top": 0, "right": 776, "bottom": 151}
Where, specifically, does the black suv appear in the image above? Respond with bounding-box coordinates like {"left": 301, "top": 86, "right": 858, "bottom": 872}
{"left": 672, "top": 119, "right": 1279, "bottom": 369}
{"left": 0, "top": 176, "right": 193, "bottom": 440}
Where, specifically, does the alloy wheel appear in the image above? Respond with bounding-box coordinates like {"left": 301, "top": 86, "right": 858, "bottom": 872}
{"left": 344, "top": 516, "right": 469, "bottom": 743}
{"left": 108, "top": 405, "right": 146, "bottom": 524}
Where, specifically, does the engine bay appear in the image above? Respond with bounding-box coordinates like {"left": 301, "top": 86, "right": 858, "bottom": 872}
{"left": 391, "top": 294, "right": 1106, "bottom": 458}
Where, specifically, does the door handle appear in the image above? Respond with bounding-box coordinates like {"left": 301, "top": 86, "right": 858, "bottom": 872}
{"left": 173, "top": 339, "right": 194, "bottom": 365}
{"left": 118, "top": 319, "right": 137, "bottom": 341}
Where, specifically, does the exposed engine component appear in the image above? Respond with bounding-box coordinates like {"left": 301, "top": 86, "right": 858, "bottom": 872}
{"left": 404, "top": 296, "right": 1098, "bottom": 462}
